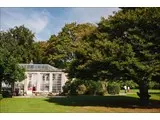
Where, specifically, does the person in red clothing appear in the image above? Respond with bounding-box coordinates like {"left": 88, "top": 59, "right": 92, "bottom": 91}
{"left": 32, "top": 86, "right": 36, "bottom": 92}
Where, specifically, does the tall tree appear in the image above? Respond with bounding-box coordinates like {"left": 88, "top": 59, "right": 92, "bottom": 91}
{"left": 45, "top": 23, "right": 96, "bottom": 69}
{"left": 7, "top": 25, "right": 35, "bottom": 63}
{"left": 99, "top": 8, "right": 160, "bottom": 105}
{"left": 0, "top": 25, "right": 34, "bottom": 93}
{"left": 0, "top": 41, "right": 25, "bottom": 93}
{"left": 32, "top": 41, "right": 48, "bottom": 64}
{"left": 68, "top": 8, "right": 160, "bottom": 105}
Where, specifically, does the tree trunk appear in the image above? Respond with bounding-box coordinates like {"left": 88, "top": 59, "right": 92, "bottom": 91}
{"left": 137, "top": 80, "right": 150, "bottom": 106}
{"left": 11, "top": 81, "right": 15, "bottom": 97}
{"left": 0, "top": 81, "right": 2, "bottom": 94}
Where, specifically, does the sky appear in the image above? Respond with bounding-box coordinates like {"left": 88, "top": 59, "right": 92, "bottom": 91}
{"left": 0, "top": 7, "right": 119, "bottom": 41}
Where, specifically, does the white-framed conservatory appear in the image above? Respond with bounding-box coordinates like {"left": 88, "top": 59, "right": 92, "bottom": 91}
{"left": 15, "top": 64, "right": 68, "bottom": 95}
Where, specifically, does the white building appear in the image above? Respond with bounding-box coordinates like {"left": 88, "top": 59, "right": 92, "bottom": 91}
{"left": 15, "top": 63, "right": 68, "bottom": 95}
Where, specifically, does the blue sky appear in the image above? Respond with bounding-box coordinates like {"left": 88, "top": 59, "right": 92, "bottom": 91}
{"left": 0, "top": 7, "right": 119, "bottom": 41}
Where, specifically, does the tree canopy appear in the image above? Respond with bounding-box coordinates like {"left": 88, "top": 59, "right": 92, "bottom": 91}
{"left": 44, "top": 23, "right": 96, "bottom": 69}
{"left": 0, "top": 25, "right": 35, "bottom": 92}
{"left": 68, "top": 8, "right": 160, "bottom": 105}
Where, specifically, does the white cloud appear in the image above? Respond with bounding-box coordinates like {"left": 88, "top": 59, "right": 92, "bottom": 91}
{"left": 0, "top": 8, "right": 119, "bottom": 41}
{"left": 1, "top": 8, "right": 49, "bottom": 34}
{"left": 25, "top": 13, "right": 48, "bottom": 33}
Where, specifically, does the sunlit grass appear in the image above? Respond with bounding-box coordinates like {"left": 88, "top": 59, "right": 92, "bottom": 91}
{"left": 0, "top": 89, "right": 159, "bottom": 113}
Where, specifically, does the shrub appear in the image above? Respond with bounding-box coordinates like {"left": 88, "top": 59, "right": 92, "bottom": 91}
{"left": 84, "top": 80, "right": 100, "bottom": 95}
{"left": 85, "top": 80, "right": 97, "bottom": 95}
{"left": 96, "top": 89, "right": 107, "bottom": 96}
{"left": 69, "top": 82, "right": 78, "bottom": 95}
{"left": 107, "top": 82, "right": 120, "bottom": 95}
{"left": 62, "top": 79, "right": 85, "bottom": 95}
{"left": 2, "top": 91, "right": 12, "bottom": 98}
{"left": 84, "top": 80, "right": 107, "bottom": 96}
{"left": 0, "top": 94, "right": 3, "bottom": 99}
{"left": 62, "top": 81, "right": 72, "bottom": 95}
{"left": 125, "top": 80, "right": 138, "bottom": 89}
{"left": 76, "top": 84, "right": 87, "bottom": 95}
{"left": 69, "top": 79, "right": 86, "bottom": 95}
{"left": 96, "top": 81, "right": 107, "bottom": 96}
{"left": 119, "top": 80, "right": 138, "bottom": 89}
{"left": 149, "top": 81, "right": 160, "bottom": 89}
{"left": 62, "top": 79, "right": 107, "bottom": 96}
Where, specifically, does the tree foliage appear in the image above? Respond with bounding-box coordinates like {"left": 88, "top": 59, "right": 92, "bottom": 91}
{"left": 0, "top": 25, "right": 35, "bottom": 63}
{"left": 0, "top": 25, "right": 34, "bottom": 93}
{"left": 32, "top": 41, "right": 48, "bottom": 64}
{"left": 0, "top": 44, "right": 25, "bottom": 93}
{"left": 68, "top": 8, "right": 160, "bottom": 105}
{"left": 44, "top": 23, "right": 96, "bottom": 69}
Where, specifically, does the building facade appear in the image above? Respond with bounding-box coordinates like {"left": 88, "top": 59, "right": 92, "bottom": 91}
{"left": 15, "top": 64, "right": 68, "bottom": 95}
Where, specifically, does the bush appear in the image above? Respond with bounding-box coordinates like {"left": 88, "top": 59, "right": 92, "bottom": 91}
{"left": 69, "top": 79, "right": 86, "bottom": 95}
{"left": 2, "top": 91, "right": 12, "bottom": 98}
{"left": 84, "top": 80, "right": 97, "bottom": 95}
{"left": 62, "top": 81, "right": 72, "bottom": 95}
{"left": 84, "top": 80, "right": 107, "bottom": 96}
{"left": 0, "top": 94, "right": 3, "bottom": 99}
{"left": 62, "top": 79, "right": 84, "bottom": 95}
{"left": 125, "top": 80, "right": 138, "bottom": 89}
{"left": 62, "top": 79, "right": 107, "bottom": 96}
{"left": 119, "top": 80, "right": 138, "bottom": 89}
{"left": 84, "top": 80, "right": 100, "bottom": 95}
{"left": 76, "top": 84, "right": 87, "bottom": 95}
{"left": 95, "top": 81, "right": 107, "bottom": 96}
{"left": 107, "top": 82, "right": 120, "bottom": 95}
{"left": 149, "top": 81, "right": 160, "bottom": 89}
{"left": 69, "top": 82, "right": 77, "bottom": 95}
{"left": 96, "top": 89, "right": 107, "bottom": 96}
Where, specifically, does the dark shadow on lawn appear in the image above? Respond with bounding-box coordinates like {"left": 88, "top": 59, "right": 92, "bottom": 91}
{"left": 45, "top": 95, "right": 160, "bottom": 109}
{"left": 149, "top": 92, "right": 160, "bottom": 94}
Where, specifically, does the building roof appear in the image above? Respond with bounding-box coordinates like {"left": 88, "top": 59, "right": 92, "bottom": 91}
{"left": 19, "top": 64, "right": 62, "bottom": 72}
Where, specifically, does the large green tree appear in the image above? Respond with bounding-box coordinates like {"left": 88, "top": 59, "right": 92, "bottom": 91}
{"left": 1, "top": 55, "right": 26, "bottom": 93}
{"left": 6, "top": 25, "right": 35, "bottom": 63}
{"left": 45, "top": 22, "right": 96, "bottom": 69}
{"left": 99, "top": 8, "right": 160, "bottom": 105}
{"left": 68, "top": 8, "right": 160, "bottom": 105}
{"left": 0, "top": 42, "right": 25, "bottom": 94}
{"left": 32, "top": 41, "right": 48, "bottom": 64}
{"left": 0, "top": 25, "right": 34, "bottom": 93}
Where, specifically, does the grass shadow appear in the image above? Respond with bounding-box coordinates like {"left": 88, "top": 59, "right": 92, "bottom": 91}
{"left": 149, "top": 92, "right": 160, "bottom": 94}
{"left": 45, "top": 95, "right": 160, "bottom": 109}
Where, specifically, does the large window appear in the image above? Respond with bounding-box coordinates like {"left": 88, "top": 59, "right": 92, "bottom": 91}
{"left": 27, "top": 73, "right": 38, "bottom": 91}
{"left": 28, "top": 74, "right": 32, "bottom": 90}
{"left": 52, "top": 74, "right": 56, "bottom": 92}
{"left": 29, "top": 74, "right": 32, "bottom": 81}
{"left": 52, "top": 74, "right": 62, "bottom": 93}
{"left": 57, "top": 74, "right": 62, "bottom": 92}
{"left": 40, "top": 74, "right": 50, "bottom": 91}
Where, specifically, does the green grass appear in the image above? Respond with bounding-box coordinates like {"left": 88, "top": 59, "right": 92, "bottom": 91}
{"left": 0, "top": 89, "right": 160, "bottom": 113}
{"left": 120, "top": 89, "right": 160, "bottom": 94}
{"left": 0, "top": 94, "right": 2, "bottom": 99}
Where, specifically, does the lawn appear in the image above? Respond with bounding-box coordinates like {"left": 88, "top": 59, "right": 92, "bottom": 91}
{"left": 0, "top": 90, "right": 160, "bottom": 113}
